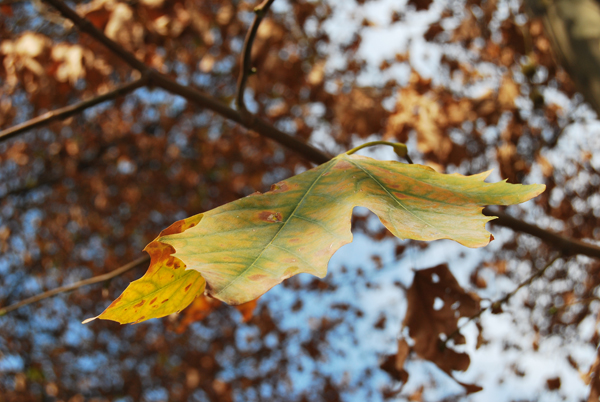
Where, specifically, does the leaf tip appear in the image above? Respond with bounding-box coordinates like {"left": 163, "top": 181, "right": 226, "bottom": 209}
{"left": 81, "top": 316, "right": 98, "bottom": 324}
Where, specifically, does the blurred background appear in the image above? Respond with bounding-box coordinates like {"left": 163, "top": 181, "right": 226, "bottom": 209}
{"left": 1, "top": 0, "right": 600, "bottom": 400}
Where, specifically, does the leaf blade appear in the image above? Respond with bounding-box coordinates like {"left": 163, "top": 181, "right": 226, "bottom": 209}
{"left": 84, "top": 215, "right": 206, "bottom": 324}
{"left": 349, "top": 155, "right": 544, "bottom": 247}
{"left": 159, "top": 154, "right": 544, "bottom": 305}
{"left": 161, "top": 159, "right": 355, "bottom": 304}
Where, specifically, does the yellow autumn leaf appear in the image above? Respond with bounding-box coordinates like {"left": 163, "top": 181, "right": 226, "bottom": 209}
{"left": 92, "top": 145, "right": 544, "bottom": 324}
{"left": 83, "top": 215, "right": 205, "bottom": 324}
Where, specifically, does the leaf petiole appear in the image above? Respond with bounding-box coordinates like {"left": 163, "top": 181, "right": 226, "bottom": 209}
{"left": 344, "top": 141, "right": 413, "bottom": 164}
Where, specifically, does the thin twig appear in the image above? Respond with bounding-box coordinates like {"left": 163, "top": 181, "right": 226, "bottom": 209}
{"left": 492, "top": 253, "right": 562, "bottom": 308}
{"left": 441, "top": 253, "right": 562, "bottom": 348}
{"left": 236, "top": 0, "right": 276, "bottom": 113}
{"left": 0, "top": 255, "right": 149, "bottom": 316}
{"left": 0, "top": 78, "right": 147, "bottom": 144}
{"left": 484, "top": 208, "right": 600, "bottom": 259}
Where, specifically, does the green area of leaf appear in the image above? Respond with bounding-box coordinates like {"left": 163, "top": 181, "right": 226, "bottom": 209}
{"left": 97, "top": 152, "right": 544, "bottom": 323}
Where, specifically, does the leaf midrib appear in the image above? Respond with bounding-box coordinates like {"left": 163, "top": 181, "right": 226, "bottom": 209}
{"left": 214, "top": 161, "right": 336, "bottom": 297}
{"left": 345, "top": 156, "right": 438, "bottom": 233}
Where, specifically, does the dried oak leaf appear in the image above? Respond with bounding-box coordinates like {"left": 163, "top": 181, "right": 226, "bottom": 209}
{"left": 380, "top": 338, "right": 410, "bottom": 384}
{"left": 385, "top": 75, "right": 453, "bottom": 162}
{"left": 403, "top": 264, "right": 480, "bottom": 375}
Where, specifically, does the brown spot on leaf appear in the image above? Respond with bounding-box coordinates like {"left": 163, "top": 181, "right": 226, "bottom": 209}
{"left": 315, "top": 246, "right": 334, "bottom": 257}
{"left": 258, "top": 211, "right": 283, "bottom": 223}
{"left": 161, "top": 220, "right": 186, "bottom": 237}
{"left": 149, "top": 297, "right": 157, "bottom": 305}
{"left": 133, "top": 300, "right": 145, "bottom": 308}
{"left": 184, "top": 284, "right": 192, "bottom": 292}
{"left": 249, "top": 274, "right": 267, "bottom": 281}
{"left": 108, "top": 294, "right": 124, "bottom": 308}
{"left": 269, "top": 181, "right": 290, "bottom": 193}
{"left": 161, "top": 299, "right": 169, "bottom": 304}
{"left": 159, "top": 215, "right": 203, "bottom": 237}
{"left": 335, "top": 160, "right": 353, "bottom": 170}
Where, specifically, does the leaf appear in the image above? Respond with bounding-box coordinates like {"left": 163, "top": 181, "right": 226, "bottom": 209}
{"left": 403, "top": 264, "right": 483, "bottom": 394}
{"left": 403, "top": 264, "right": 480, "bottom": 374}
{"left": 235, "top": 297, "right": 259, "bottom": 323}
{"left": 83, "top": 215, "right": 206, "bottom": 324}
{"left": 100, "top": 152, "right": 544, "bottom": 323}
{"left": 380, "top": 338, "right": 410, "bottom": 384}
{"left": 161, "top": 154, "right": 543, "bottom": 305}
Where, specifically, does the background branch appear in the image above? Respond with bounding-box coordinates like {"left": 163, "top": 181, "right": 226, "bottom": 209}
{"left": 42, "top": 0, "right": 330, "bottom": 165}
{"left": 484, "top": 208, "right": 600, "bottom": 258}
{"left": 236, "top": 0, "right": 276, "bottom": 113}
{"left": 0, "top": 77, "right": 147, "bottom": 143}
{"left": 0, "top": 255, "right": 149, "bottom": 316}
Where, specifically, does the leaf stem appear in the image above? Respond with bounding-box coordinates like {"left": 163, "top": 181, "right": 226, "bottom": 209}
{"left": 345, "top": 141, "right": 413, "bottom": 163}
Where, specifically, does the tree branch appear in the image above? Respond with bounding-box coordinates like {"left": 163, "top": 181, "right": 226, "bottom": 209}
{"left": 41, "top": 0, "right": 331, "bottom": 165}
{"left": 0, "top": 255, "right": 149, "bottom": 316}
{"left": 149, "top": 74, "right": 332, "bottom": 164}
{"left": 0, "top": 77, "right": 147, "bottom": 143}
{"left": 484, "top": 208, "right": 600, "bottom": 258}
{"left": 236, "top": 0, "right": 276, "bottom": 113}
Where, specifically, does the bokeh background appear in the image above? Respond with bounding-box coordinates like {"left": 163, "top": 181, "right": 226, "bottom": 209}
{"left": 1, "top": 0, "right": 600, "bottom": 400}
